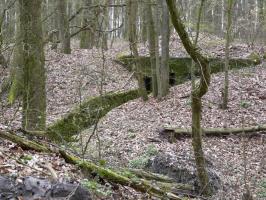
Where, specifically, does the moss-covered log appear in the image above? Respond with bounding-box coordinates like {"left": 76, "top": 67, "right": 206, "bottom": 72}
{"left": 116, "top": 56, "right": 258, "bottom": 85}
{"left": 47, "top": 90, "right": 140, "bottom": 142}
{"left": 60, "top": 150, "right": 191, "bottom": 200}
{"left": 0, "top": 131, "right": 51, "bottom": 152}
{"left": 163, "top": 125, "right": 266, "bottom": 138}
{"left": 127, "top": 168, "right": 175, "bottom": 183}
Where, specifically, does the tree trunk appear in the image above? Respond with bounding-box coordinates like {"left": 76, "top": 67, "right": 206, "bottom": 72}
{"left": 8, "top": 0, "right": 23, "bottom": 104}
{"left": 140, "top": 4, "right": 147, "bottom": 43}
{"left": 166, "top": 0, "right": 212, "bottom": 196}
{"left": 101, "top": 0, "right": 109, "bottom": 50}
{"left": 146, "top": 0, "right": 159, "bottom": 97}
{"left": 222, "top": 0, "right": 234, "bottom": 109}
{"left": 127, "top": 0, "right": 148, "bottom": 101}
{"left": 19, "top": 0, "right": 46, "bottom": 132}
{"left": 57, "top": 0, "right": 71, "bottom": 54}
{"left": 80, "top": 0, "right": 94, "bottom": 49}
{"left": 158, "top": 0, "right": 170, "bottom": 98}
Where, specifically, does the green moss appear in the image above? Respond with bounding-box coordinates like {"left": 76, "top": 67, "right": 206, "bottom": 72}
{"left": 128, "top": 144, "right": 158, "bottom": 169}
{"left": 240, "top": 100, "right": 251, "bottom": 108}
{"left": 263, "top": 52, "right": 266, "bottom": 60}
{"left": 258, "top": 179, "right": 266, "bottom": 198}
{"left": 247, "top": 52, "right": 261, "bottom": 64}
{"left": 145, "top": 144, "right": 158, "bottom": 156}
{"left": 116, "top": 56, "right": 259, "bottom": 84}
{"left": 19, "top": 154, "right": 33, "bottom": 164}
{"left": 129, "top": 156, "right": 149, "bottom": 168}
{"left": 48, "top": 90, "right": 140, "bottom": 142}
{"left": 81, "top": 179, "right": 112, "bottom": 197}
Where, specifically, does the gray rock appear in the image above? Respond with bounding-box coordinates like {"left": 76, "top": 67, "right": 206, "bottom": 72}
{"left": 0, "top": 176, "right": 91, "bottom": 200}
{"left": 0, "top": 176, "right": 16, "bottom": 199}
{"left": 146, "top": 152, "right": 221, "bottom": 194}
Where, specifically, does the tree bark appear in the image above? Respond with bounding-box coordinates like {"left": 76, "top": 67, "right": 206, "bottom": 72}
{"left": 20, "top": 0, "right": 47, "bottom": 132}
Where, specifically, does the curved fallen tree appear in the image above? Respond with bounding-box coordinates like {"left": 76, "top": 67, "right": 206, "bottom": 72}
{"left": 47, "top": 89, "right": 140, "bottom": 142}
{"left": 162, "top": 124, "right": 266, "bottom": 140}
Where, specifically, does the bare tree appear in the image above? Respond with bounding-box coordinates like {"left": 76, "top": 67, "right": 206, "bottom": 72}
{"left": 166, "top": 0, "right": 212, "bottom": 196}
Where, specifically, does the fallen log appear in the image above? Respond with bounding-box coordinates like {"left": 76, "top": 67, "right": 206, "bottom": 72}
{"left": 47, "top": 89, "right": 140, "bottom": 142}
{"left": 163, "top": 124, "right": 266, "bottom": 139}
{"left": 0, "top": 130, "right": 51, "bottom": 152}
{"left": 60, "top": 151, "right": 192, "bottom": 200}
{"left": 0, "top": 131, "right": 193, "bottom": 199}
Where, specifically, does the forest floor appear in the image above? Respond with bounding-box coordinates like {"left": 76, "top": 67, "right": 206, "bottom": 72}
{"left": 0, "top": 33, "right": 266, "bottom": 199}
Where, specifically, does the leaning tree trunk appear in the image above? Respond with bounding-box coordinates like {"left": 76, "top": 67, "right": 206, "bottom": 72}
{"left": 57, "top": 0, "right": 71, "bottom": 54}
{"left": 166, "top": 0, "right": 212, "bottom": 196}
{"left": 127, "top": 0, "right": 148, "bottom": 101}
{"left": 19, "top": 0, "right": 46, "bottom": 132}
{"left": 222, "top": 0, "right": 234, "bottom": 109}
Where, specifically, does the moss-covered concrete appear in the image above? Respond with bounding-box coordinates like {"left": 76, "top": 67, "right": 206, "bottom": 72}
{"left": 116, "top": 56, "right": 259, "bottom": 84}
{"left": 47, "top": 90, "right": 140, "bottom": 142}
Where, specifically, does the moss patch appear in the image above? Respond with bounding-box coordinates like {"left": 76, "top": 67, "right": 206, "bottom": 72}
{"left": 247, "top": 52, "right": 261, "bottom": 64}
{"left": 47, "top": 90, "right": 140, "bottom": 142}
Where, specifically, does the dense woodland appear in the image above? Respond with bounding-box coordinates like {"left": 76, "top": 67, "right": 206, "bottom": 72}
{"left": 0, "top": 0, "right": 265, "bottom": 199}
